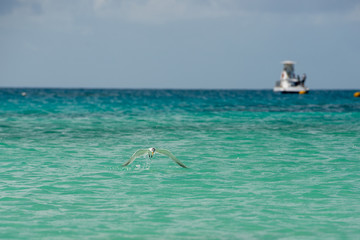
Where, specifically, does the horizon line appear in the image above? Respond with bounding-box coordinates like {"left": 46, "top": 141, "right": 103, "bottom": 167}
{"left": 0, "top": 87, "right": 359, "bottom": 91}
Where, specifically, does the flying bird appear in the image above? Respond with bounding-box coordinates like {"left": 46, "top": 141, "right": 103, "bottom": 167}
{"left": 122, "top": 148, "right": 188, "bottom": 168}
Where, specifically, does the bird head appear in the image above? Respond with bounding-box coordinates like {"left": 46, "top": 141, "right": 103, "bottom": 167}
{"left": 148, "top": 147, "right": 156, "bottom": 158}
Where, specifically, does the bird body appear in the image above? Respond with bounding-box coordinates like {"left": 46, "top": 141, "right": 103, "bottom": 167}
{"left": 122, "top": 148, "right": 188, "bottom": 168}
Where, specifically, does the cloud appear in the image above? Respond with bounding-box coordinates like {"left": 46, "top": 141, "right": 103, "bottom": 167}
{"left": 92, "top": 0, "right": 235, "bottom": 23}
{"left": 0, "top": 0, "right": 20, "bottom": 16}
{"left": 94, "top": 0, "right": 106, "bottom": 9}
{"left": 233, "top": 0, "right": 358, "bottom": 15}
{"left": 347, "top": 4, "right": 360, "bottom": 22}
{"left": 0, "top": 0, "right": 42, "bottom": 16}
{"left": 90, "top": 0, "right": 360, "bottom": 24}
{"left": 1, "top": 0, "right": 359, "bottom": 26}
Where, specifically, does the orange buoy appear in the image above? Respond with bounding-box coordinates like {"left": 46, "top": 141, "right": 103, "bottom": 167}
{"left": 354, "top": 92, "right": 360, "bottom": 97}
{"left": 299, "top": 90, "right": 307, "bottom": 94}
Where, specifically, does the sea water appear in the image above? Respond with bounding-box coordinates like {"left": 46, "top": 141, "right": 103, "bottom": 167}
{"left": 1, "top": 89, "right": 359, "bottom": 239}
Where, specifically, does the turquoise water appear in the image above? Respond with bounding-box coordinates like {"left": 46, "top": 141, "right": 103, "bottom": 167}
{"left": 1, "top": 89, "right": 360, "bottom": 239}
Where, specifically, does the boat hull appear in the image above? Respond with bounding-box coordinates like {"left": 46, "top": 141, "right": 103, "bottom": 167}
{"left": 273, "top": 86, "right": 309, "bottom": 94}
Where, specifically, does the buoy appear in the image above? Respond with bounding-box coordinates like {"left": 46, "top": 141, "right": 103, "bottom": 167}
{"left": 21, "top": 92, "right": 27, "bottom": 96}
{"left": 354, "top": 92, "right": 360, "bottom": 97}
{"left": 299, "top": 90, "right": 307, "bottom": 94}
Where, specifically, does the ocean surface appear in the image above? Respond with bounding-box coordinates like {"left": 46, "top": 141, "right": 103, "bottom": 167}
{"left": 1, "top": 89, "right": 359, "bottom": 239}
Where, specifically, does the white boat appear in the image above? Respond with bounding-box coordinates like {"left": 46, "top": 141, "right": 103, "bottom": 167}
{"left": 273, "top": 61, "right": 309, "bottom": 94}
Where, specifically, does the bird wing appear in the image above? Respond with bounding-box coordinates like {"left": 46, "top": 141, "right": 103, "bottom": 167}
{"left": 156, "top": 149, "right": 188, "bottom": 168}
{"left": 122, "top": 149, "right": 149, "bottom": 167}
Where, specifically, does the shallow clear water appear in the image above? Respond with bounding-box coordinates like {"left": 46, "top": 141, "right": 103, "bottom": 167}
{"left": 1, "top": 89, "right": 360, "bottom": 239}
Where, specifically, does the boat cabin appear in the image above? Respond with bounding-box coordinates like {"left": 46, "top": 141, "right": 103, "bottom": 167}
{"left": 281, "top": 61, "right": 296, "bottom": 80}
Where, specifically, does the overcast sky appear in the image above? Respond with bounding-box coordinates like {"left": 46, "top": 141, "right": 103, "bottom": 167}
{"left": 1, "top": 0, "right": 359, "bottom": 89}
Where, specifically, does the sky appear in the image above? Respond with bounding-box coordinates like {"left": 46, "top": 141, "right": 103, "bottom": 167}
{"left": 1, "top": 0, "right": 359, "bottom": 89}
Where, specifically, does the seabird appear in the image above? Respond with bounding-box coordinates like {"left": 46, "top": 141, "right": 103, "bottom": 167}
{"left": 122, "top": 148, "right": 188, "bottom": 168}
